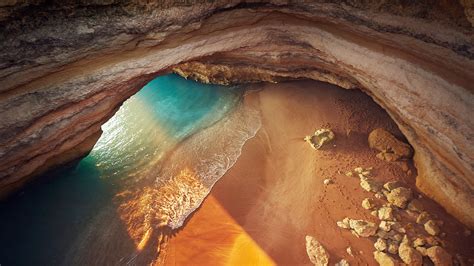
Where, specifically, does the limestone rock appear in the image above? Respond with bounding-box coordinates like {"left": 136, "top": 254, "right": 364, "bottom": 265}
{"left": 323, "top": 178, "right": 333, "bottom": 185}
{"left": 387, "top": 242, "right": 399, "bottom": 255}
{"left": 368, "top": 128, "right": 413, "bottom": 161}
{"left": 335, "top": 259, "right": 350, "bottom": 266}
{"left": 346, "top": 246, "right": 354, "bottom": 257}
{"left": 374, "top": 238, "right": 387, "bottom": 251}
{"left": 424, "top": 220, "right": 441, "bottom": 236}
{"left": 362, "top": 198, "right": 376, "bottom": 210}
{"left": 373, "top": 251, "right": 398, "bottom": 266}
{"left": 360, "top": 177, "right": 382, "bottom": 193}
{"left": 337, "top": 218, "right": 351, "bottom": 229}
{"left": 305, "top": 235, "right": 330, "bottom": 266}
{"left": 379, "top": 221, "right": 395, "bottom": 232}
{"left": 386, "top": 187, "right": 412, "bottom": 208}
{"left": 413, "top": 238, "right": 426, "bottom": 247}
{"left": 378, "top": 207, "right": 395, "bottom": 221}
{"left": 304, "top": 129, "right": 335, "bottom": 150}
{"left": 416, "top": 212, "right": 431, "bottom": 224}
{"left": 416, "top": 246, "right": 428, "bottom": 256}
{"left": 348, "top": 219, "right": 378, "bottom": 237}
{"left": 427, "top": 246, "right": 453, "bottom": 266}
{"left": 398, "top": 236, "right": 423, "bottom": 266}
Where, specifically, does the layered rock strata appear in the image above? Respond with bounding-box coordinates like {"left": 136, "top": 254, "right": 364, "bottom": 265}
{"left": 0, "top": 1, "right": 473, "bottom": 228}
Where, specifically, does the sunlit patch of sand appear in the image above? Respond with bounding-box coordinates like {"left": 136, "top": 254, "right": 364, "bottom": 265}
{"left": 163, "top": 195, "right": 275, "bottom": 266}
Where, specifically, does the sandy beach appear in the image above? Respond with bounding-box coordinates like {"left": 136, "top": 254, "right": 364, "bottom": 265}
{"left": 161, "top": 80, "right": 473, "bottom": 265}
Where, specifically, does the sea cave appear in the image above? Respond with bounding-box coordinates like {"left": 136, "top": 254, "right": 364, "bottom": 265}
{"left": 0, "top": 1, "right": 473, "bottom": 265}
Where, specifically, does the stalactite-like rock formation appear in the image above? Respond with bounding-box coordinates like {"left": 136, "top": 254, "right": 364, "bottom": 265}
{"left": 0, "top": 1, "right": 473, "bottom": 228}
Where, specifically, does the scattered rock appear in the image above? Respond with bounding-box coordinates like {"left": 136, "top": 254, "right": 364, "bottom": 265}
{"left": 373, "top": 251, "right": 398, "bottom": 266}
{"left": 374, "top": 238, "right": 387, "bottom": 251}
{"left": 375, "top": 192, "right": 385, "bottom": 199}
{"left": 346, "top": 246, "right": 354, "bottom": 257}
{"left": 413, "top": 238, "right": 426, "bottom": 247}
{"left": 349, "top": 219, "right": 378, "bottom": 237}
{"left": 368, "top": 128, "right": 412, "bottom": 162}
{"left": 323, "top": 178, "right": 333, "bottom": 185}
{"left": 360, "top": 176, "right": 382, "bottom": 192}
{"left": 424, "top": 220, "right": 440, "bottom": 236}
{"left": 304, "top": 129, "right": 335, "bottom": 150}
{"left": 387, "top": 241, "right": 399, "bottom": 254}
{"left": 371, "top": 210, "right": 378, "bottom": 216}
{"left": 427, "top": 246, "right": 453, "bottom": 266}
{"left": 379, "top": 221, "right": 394, "bottom": 232}
{"left": 386, "top": 187, "right": 412, "bottom": 208}
{"left": 305, "top": 235, "right": 330, "bottom": 266}
{"left": 389, "top": 233, "right": 403, "bottom": 242}
{"left": 337, "top": 218, "right": 351, "bottom": 229}
{"left": 335, "top": 259, "right": 350, "bottom": 266}
{"left": 416, "top": 212, "right": 431, "bottom": 224}
{"left": 407, "top": 199, "right": 424, "bottom": 213}
{"left": 362, "top": 198, "right": 376, "bottom": 210}
{"left": 378, "top": 207, "right": 395, "bottom": 221}
{"left": 398, "top": 236, "right": 423, "bottom": 266}
{"left": 416, "top": 246, "right": 428, "bottom": 256}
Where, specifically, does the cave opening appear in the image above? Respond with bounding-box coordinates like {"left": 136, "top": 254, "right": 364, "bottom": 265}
{"left": 0, "top": 73, "right": 472, "bottom": 265}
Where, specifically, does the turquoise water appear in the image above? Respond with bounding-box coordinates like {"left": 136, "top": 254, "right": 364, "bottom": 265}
{"left": 0, "top": 74, "right": 259, "bottom": 265}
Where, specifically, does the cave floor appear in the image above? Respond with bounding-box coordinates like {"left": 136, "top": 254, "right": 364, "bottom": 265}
{"left": 160, "top": 80, "right": 473, "bottom": 265}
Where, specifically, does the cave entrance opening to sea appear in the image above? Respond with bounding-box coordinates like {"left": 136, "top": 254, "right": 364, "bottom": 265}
{"left": 1, "top": 73, "right": 472, "bottom": 265}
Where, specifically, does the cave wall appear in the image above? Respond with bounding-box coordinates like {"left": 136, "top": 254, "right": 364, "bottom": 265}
{"left": 0, "top": 1, "right": 473, "bottom": 228}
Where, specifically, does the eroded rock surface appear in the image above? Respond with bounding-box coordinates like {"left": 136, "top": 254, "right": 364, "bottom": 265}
{"left": 0, "top": 1, "right": 473, "bottom": 228}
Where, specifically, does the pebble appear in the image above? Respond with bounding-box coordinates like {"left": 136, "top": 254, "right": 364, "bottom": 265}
{"left": 424, "top": 220, "right": 441, "bottom": 236}
{"left": 323, "top": 178, "right": 333, "bottom": 185}
{"left": 398, "top": 236, "right": 423, "bottom": 266}
{"left": 386, "top": 187, "right": 412, "bottom": 209}
{"left": 427, "top": 246, "right": 453, "bottom": 266}
{"left": 407, "top": 199, "right": 424, "bottom": 213}
{"left": 378, "top": 207, "right": 395, "bottom": 221}
{"left": 335, "top": 259, "right": 350, "bottom": 266}
{"left": 416, "top": 211, "right": 431, "bottom": 224}
{"left": 349, "top": 219, "right": 378, "bottom": 237}
{"left": 362, "top": 198, "right": 376, "bottom": 210}
{"left": 360, "top": 176, "right": 382, "bottom": 192}
{"left": 373, "top": 251, "right": 397, "bottom": 266}
{"left": 305, "top": 235, "right": 330, "bottom": 266}
{"left": 374, "top": 238, "right": 387, "bottom": 251}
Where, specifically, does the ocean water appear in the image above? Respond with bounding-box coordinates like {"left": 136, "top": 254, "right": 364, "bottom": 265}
{"left": 0, "top": 74, "right": 261, "bottom": 265}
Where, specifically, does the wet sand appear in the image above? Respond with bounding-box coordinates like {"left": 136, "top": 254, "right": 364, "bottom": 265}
{"left": 161, "top": 80, "right": 473, "bottom": 265}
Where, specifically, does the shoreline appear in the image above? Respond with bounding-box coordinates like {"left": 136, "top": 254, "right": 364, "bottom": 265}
{"left": 161, "top": 80, "right": 473, "bottom": 265}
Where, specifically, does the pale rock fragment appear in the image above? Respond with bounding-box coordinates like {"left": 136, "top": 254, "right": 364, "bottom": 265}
{"left": 378, "top": 207, "right": 395, "bottom": 221}
{"left": 398, "top": 236, "right": 423, "bottom": 266}
{"left": 304, "top": 129, "right": 335, "bottom": 150}
{"left": 305, "top": 235, "right": 330, "bottom": 266}
{"left": 323, "top": 178, "right": 333, "bottom": 185}
{"left": 413, "top": 238, "right": 426, "bottom": 247}
{"left": 337, "top": 218, "right": 351, "bottom": 229}
{"left": 424, "top": 220, "right": 441, "bottom": 236}
{"left": 386, "top": 187, "right": 412, "bottom": 208}
{"left": 374, "top": 238, "right": 387, "bottom": 251}
{"left": 335, "top": 259, "right": 350, "bottom": 266}
{"left": 362, "top": 198, "right": 376, "bottom": 210}
{"left": 416, "top": 212, "right": 431, "bottom": 224}
{"left": 427, "top": 246, "right": 453, "bottom": 266}
{"left": 360, "top": 176, "right": 382, "bottom": 193}
{"left": 387, "top": 241, "right": 399, "bottom": 255}
{"left": 373, "top": 251, "right": 398, "bottom": 266}
{"left": 349, "top": 219, "right": 378, "bottom": 237}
